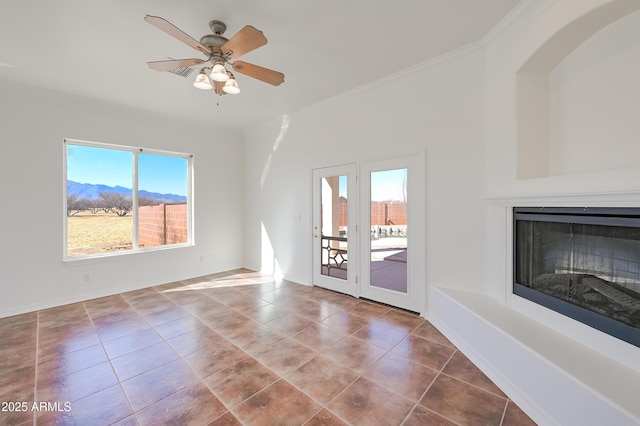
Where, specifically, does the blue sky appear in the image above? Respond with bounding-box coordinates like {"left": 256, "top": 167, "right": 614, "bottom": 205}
{"left": 67, "top": 144, "right": 188, "bottom": 196}
{"left": 338, "top": 168, "right": 407, "bottom": 201}
{"left": 371, "top": 169, "right": 407, "bottom": 201}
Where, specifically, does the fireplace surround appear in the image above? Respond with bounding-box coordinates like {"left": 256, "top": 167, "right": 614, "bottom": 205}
{"left": 513, "top": 207, "right": 640, "bottom": 348}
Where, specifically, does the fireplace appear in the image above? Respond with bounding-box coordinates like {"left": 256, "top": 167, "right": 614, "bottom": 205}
{"left": 513, "top": 207, "right": 640, "bottom": 348}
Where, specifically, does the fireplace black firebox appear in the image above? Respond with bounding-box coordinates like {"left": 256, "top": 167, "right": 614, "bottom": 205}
{"left": 513, "top": 207, "right": 640, "bottom": 348}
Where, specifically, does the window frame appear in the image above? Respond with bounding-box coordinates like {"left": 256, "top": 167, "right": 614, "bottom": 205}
{"left": 63, "top": 138, "right": 194, "bottom": 261}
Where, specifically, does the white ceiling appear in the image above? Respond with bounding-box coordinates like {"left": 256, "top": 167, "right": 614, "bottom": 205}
{"left": 0, "top": 0, "right": 522, "bottom": 129}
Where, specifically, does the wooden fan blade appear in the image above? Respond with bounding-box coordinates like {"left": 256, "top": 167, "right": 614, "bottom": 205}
{"left": 221, "top": 26, "right": 267, "bottom": 59}
{"left": 144, "top": 15, "right": 211, "bottom": 56}
{"left": 232, "top": 61, "right": 284, "bottom": 86}
{"left": 147, "top": 58, "right": 205, "bottom": 71}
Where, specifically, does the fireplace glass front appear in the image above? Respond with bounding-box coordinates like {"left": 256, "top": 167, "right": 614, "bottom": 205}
{"left": 514, "top": 207, "right": 640, "bottom": 347}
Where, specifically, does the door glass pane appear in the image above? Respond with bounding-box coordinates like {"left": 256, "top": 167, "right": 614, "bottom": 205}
{"left": 370, "top": 169, "right": 407, "bottom": 292}
{"left": 320, "top": 175, "right": 348, "bottom": 279}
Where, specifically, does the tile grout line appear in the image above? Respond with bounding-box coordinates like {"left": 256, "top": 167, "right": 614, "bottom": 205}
{"left": 119, "top": 287, "right": 210, "bottom": 421}
{"left": 498, "top": 398, "right": 509, "bottom": 426}
{"left": 81, "top": 300, "right": 137, "bottom": 424}
{"left": 399, "top": 348, "right": 461, "bottom": 425}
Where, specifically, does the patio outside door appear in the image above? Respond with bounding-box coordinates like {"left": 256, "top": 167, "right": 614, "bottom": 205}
{"left": 312, "top": 155, "right": 424, "bottom": 313}
{"left": 359, "top": 157, "right": 421, "bottom": 312}
{"left": 312, "top": 164, "right": 358, "bottom": 297}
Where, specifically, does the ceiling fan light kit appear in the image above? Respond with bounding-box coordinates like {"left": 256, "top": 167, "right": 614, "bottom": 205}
{"left": 222, "top": 74, "right": 241, "bottom": 94}
{"left": 193, "top": 69, "right": 213, "bottom": 90}
{"left": 210, "top": 63, "right": 230, "bottom": 82}
{"left": 144, "top": 15, "right": 284, "bottom": 97}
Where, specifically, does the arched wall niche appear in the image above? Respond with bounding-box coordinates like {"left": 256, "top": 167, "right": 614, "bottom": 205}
{"left": 516, "top": 0, "right": 640, "bottom": 180}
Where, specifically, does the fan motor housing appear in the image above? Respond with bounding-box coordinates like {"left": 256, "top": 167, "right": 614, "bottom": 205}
{"left": 199, "top": 34, "right": 228, "bottom": 49}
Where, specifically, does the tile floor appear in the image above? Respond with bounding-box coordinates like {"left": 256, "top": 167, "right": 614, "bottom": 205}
{"left": 0, "top": 269, "right": 536, "bottom": 425}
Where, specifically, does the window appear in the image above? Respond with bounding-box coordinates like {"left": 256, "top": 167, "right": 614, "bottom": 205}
{"left": 64, "top": 139, "right": 192, "bottom": 259}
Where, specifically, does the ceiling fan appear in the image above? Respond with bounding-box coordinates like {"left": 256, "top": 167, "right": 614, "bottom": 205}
{"left": 144, "top": 15, "right": 285, "bottom": 96}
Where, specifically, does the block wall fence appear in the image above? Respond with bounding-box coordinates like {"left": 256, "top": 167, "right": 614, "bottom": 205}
{"left": 138, "top": 203, "right": 187, "bottom": 247}
{"left": 339, "top": 198, "right": 407, "bottom": 227}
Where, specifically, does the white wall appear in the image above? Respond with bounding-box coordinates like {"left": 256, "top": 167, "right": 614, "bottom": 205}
{"left": 243, "top": 47, "right": 489, "bottom": 298}
{"left": 0, "top": 81, "right": 245, "bottom": 317}
{"left": 549, "top": 9, "right": 640, "bottom": 176}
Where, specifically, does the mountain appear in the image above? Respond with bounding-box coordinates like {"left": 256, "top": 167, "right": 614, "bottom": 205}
{"left": 67, "top": 181, "right": 186, "bottom": 203}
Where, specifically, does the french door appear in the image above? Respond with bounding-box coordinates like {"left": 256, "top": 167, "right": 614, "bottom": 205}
{"left": 312, "top": 155, "right": 424, "bottom": 313}
{"left": 311, "top": 164, "right": 358, "bottom": 297}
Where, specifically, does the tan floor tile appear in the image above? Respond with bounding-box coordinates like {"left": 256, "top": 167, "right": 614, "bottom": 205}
{"left": 38, "top": 325, "right": 101, "bottom": 358}
{"left": 242, "top": 302, "right": 293, "bottom": 323}
{"left": 403, "top": 405, "right": 458, "bottom": 426}
{"left": 327, "top": 376, "right": 414, "bottom": 425}
{"left": 265, "top": 313, "right": 315, "bottom": 336}
{"left": 139, "top": 303, "right": 190, "bottom": 326}
{"left": 36, "top": 384, "right": 132, "bottom": 425}
{"left": 322, "top": 335, "right": 386, "bottom": 374}
{"left": 292, "top": 322, "right": 347, "bottom": 352}
{"left": 253, "top": 337, "right": 317, "bottom": 376}
{"left": 442, "top": 350, "right": 506, "bottom": 397}
{"left": 208, "top": 411, "right": 243, "bottom": 425}
{"left": 227, "top": 323, "right": 287, "bottom": 355}
{"left": 420, "top": 374, "right": 508, "bottom": 425}
{"left": 136, "top": 382, "right": 227, "bottom": 425}
{"left": 391, "top": 334, "right": 456, "bottom": 370}
{"left": 84, "top": 294, "right": 131, "bottom": 318}
{"left": 379, "top": 309, "right": 424, "bottom": 332}
{"left": 203, "top": 358, "right": 278, "bottom": 408}
{"left": 166, "top": 327, "right": 226, "bottom": 357}
{"left": 38, "top": 303, "right": 87, "bottom": 328}
{"left": 101, "top": 327, "right": 163, "bottom": 359}
{"left": 153, "top": 313, "right": 206, "bottom": 340}
{"left": 286, "top": 355, "right": 358, "bottom": 404}
{"left": 503, "top": 400, "right": 538, "bottom": 426}
{"left": 305, "top": 408, "right": 349, "bottom": 426}
{"left": 182, "top": 339, "right": 248, "bottom": 379}
{"left": 110, "top": 341, "right": 179, "bottom": 381}
{"left": 321, "top": 311, "right": 367, "bottom": 334}
{"left": 346, "top": 300, "right": 391, "bottom": 319}
{"left": 363, "top": 352, "right": 438, "bottom": 402}
{"left": 91, "top": 311, "right": 152, "bottom": 342}
{"left": 37, "top": 361, "right": 119, "bottom": 403}
{"left": 352, "top": 317, "right": 410, "bottom": 350}
{"left": 232, "top": 379, "right": 320, "bottom": 426}
{"left": 38, "top": 343, "right": 107, "bottom": 378}
{"left": 121, "top": 358, "right": 198, "bottom": 412}
{"left": 411, "top": 321, "right": 456, "bottom": 348}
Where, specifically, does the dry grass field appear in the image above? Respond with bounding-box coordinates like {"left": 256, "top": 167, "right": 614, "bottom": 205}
{"left": 67, "top": 211, "right": 132, "bottom": 257}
